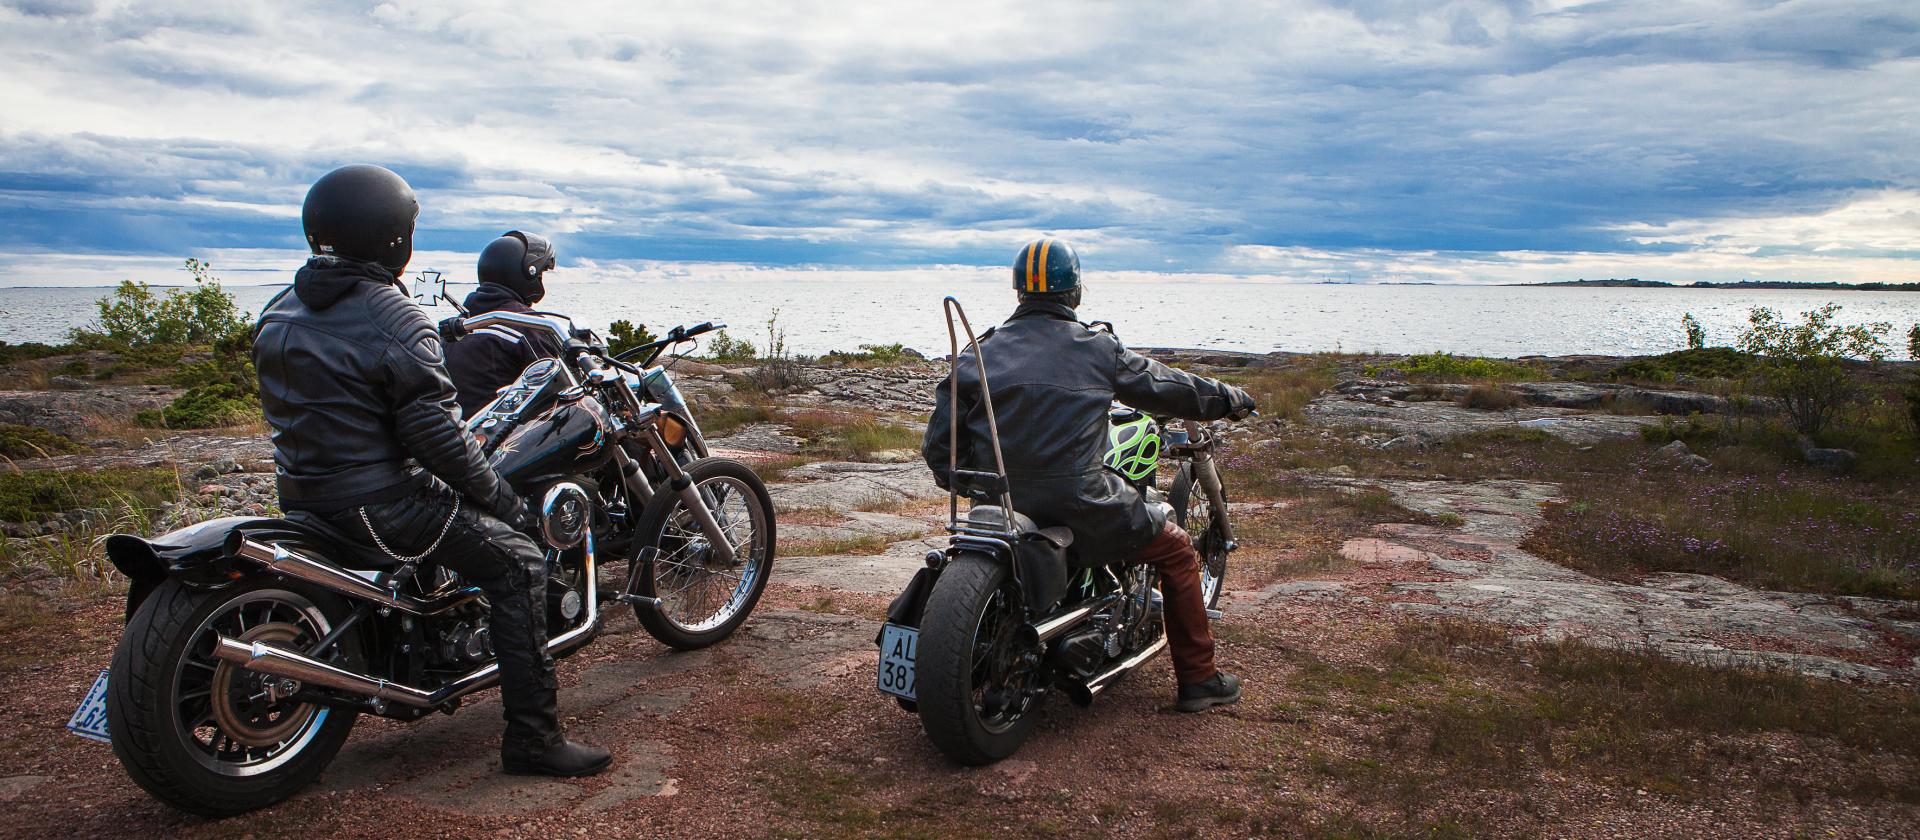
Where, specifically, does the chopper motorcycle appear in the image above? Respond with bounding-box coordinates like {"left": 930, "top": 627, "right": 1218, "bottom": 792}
{"left": 89, "top": 305, "right": 775, "bottom": 815}
{"left": 875, "top": 299, "right": 1244, "bottom": 764}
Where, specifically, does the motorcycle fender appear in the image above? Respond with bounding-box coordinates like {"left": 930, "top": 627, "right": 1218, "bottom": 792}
{"left": 103, "top": 516, "right": 274, "bottom": 621}
{"left": 879, "top": 566, "right": 939, "bottom": 641}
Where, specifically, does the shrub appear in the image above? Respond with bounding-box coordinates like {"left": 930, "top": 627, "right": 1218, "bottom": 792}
{"left": 68, "top": 259, "right": 251, "bottom": 350}
{"left": 1364, "top": 352, "right": 1537, "bottom": 382}
{"left": 1608, "top": 347, "right": 1756, "bottom": 383}
{"left": 137, "top": 383, "right": 260, "bottom": 429}
{"left": 1458, "top": 383, "right": 1525, "bottom": 411}
{"left": 1681, "top": 312, "right": 1706, "bottom": 351}
{"left": 1736, "top": 304, "right": 1890, "bottom": 436}
{"left": 606, "top": 319, "right": 659, "bottom": 358}
{"left": 821, "top": 343, "right": 915, "bottom": 366}
{"left": 0, "top": 467, "right": 179, "bottom": 523}
{"left": 0, "top": 341, "right": 69, "bottom": 365}
{"left": 0, "top": 424, "right": 82, "bottom": 459}
{"left": 705, "top": 330, "right": 758, "bottom": 362}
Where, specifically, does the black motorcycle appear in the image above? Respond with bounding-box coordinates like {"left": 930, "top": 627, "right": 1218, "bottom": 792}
{"left": 875, "top": 299, "right": 1241, "bottom": 764}
{"left": 90, "top": 309, "right": 775, "bottom": 815}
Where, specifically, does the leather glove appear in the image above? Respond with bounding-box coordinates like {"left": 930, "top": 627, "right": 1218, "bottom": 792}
{"left": 499, "top": 497, "right": 536, "bottom": 534}
{"left": 436, "top": 316, "right": 467, "bottom": 343}
{"left": 1226, "top": 386, "right": 1258, "bottom": 421}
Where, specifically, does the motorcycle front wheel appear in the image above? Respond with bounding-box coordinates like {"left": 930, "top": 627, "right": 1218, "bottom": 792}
{"left": 915, "top": 553, "right": 1044, "bottom": 765}
{"left": 1170, "top": 463, "right": 1228, "bottom": 610}
{"left": 631, "top": 457, "right": 776, "bottom": 650}
{"left": 106, "top": 577, "right": 359, "bottom": 816}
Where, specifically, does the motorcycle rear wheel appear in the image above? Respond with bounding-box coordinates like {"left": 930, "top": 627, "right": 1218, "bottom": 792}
{"left": 916, "top": 553, "right": 1043, "bottom": 765}
{"left": 107, "top": 578, "right": 359, "bottom": 816}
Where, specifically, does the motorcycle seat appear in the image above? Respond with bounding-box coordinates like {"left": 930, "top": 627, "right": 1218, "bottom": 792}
{"left": 965, "top": 505, "right": 1074, "bottom": 549}
{"left": 236, "top": 511, "right": 399, "bottom": 570}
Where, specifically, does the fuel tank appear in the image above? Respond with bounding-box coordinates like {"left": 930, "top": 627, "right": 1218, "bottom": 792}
{"left": 487, "top": 394, "right": 615, "bottom": 487}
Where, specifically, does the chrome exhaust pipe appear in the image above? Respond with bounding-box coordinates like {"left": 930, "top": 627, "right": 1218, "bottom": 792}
{"left": 215, "top": 534, "right": 602, "bottom": 710}
{"left": 1062, "top": 634, "right": 1169, "bottom": 707}
{"left": 234, "top": 539, "right": 483, "bottom": 616}
{"left": 1018, "top": 602, "right": 1100, "bottom": 648}
{"left": 214, "top": 636, "right": 436, "bottom": 707}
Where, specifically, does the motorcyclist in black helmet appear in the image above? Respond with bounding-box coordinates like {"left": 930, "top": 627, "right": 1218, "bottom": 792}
{"left": 445, "top": 231, "right": 565, "bottom": 417}
{"left": 252, "top": 165, "right": 611, "bottom": 777}
{"left": 923, "top": 237, "right": 1257, "bottom": 712}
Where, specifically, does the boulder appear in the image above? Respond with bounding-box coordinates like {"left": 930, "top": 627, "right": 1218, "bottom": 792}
{"left": 1797, "top": 436, "right": 1857, "bottom": 471}
{"left": 1654, "top": 439, "right": 1710, "bottom": 470}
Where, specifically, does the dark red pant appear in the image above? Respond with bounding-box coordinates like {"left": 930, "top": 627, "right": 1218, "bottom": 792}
{"left": 1129, "top": 520, "right": 1216, "bottom": 685}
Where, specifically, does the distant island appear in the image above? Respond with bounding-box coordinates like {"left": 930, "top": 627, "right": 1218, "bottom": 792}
{"left": 1525, "top": 278, "right": 1918, "bottom": 291}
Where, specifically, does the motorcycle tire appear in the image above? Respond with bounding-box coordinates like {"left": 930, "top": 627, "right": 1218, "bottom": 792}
{"left": 631, "top": 457, "right": 776, "bottom": 650}
{"left": 916, "top": 553, "right": 1041, "bottom": 765}
{"left": 107, "top": 577, "right": 359, "bottom": 816}
{"left": 1169, "top": 464, "right": 1228, "bottom": 611}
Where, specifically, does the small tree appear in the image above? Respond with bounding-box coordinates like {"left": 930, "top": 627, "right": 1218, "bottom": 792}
{"left": 1680, "top": 312, "right": 1706, "bottom": 350}
{"left": 1736, "top": 304, "right": 1890, "bottom": 436}
{"left": 70, "top": 259, "right": 251, "bottom": 349}
{"left": 605, "top": 320, "right": 658, "bottom": 358}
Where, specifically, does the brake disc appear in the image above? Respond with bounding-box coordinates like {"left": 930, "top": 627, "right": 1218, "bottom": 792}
{"left": 210, "top": 621, "right": 320, "bottom": 748}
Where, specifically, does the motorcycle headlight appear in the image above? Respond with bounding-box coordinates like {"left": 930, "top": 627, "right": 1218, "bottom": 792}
{"left": 659, "top": 413, "right": 688, "bottom": 447}
{"left": 539, "top": 483, "right": 591, "bottom": 550}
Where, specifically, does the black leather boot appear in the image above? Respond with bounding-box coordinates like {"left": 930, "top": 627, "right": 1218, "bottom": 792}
{"left": 502, "top": 732, "right": 612, "bottom": 777}
{"left": 493, "top": 553, "right": 611, "bottom": 777}
{"left": 1176, "top": 670, "right": 1243, "bottom": 712}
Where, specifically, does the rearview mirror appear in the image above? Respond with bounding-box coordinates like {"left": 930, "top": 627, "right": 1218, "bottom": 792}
{"left": 411, "top": 270, "right": 446, "bottom": 306}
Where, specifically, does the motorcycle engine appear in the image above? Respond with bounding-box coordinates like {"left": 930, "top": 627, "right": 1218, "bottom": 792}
{"left": 1048, "top": 626, "right": 1108, "bottom": 678}
{"left": 547, "top": 577, "right": 584, "bottom": 628}
{"left": 436, "top": 619, "right": 494, "bottom": 666}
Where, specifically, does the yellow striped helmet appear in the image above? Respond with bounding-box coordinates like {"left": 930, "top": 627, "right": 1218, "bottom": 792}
{"left": 1013, "top": 238, "right": 1081, "bottom": 294}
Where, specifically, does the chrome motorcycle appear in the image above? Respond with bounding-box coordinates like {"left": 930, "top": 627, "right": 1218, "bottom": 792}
{"left": 90, "top": 309, "right": 774, "bottom": 815}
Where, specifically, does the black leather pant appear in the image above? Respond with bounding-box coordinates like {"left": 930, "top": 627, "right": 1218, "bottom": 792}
{"left": 321, "top": 481, "right": 561, "bottom": 747}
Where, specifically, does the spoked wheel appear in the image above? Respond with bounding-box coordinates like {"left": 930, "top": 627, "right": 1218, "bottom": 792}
{"left": 1171, "top": 463, "right": 1229, "bottom": 610}
{"left": 916, "top": 553, "right": 1045, "bottom": 765}
{"left": 107, "top": 579, "right": 358, "bottom": 816}
{"left": 631, "top": 457, "right": 776, "bottom": 650}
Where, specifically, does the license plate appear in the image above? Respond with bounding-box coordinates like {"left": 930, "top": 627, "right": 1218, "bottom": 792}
{"left": 876, "top": 623, "right": 918, "bottom": 701}
{"left": 67, "top": 669, "right": 111, "bottom": 744}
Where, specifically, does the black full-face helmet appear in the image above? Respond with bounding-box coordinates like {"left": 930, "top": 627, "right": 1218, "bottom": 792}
{"left": 476, "top": 230, "right": 557, "bottom": 304}
{"left": 301, "top": 164, "right": 419, "bottom": 274}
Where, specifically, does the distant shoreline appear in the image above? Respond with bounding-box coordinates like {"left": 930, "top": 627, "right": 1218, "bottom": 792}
{"left": 1519, "top": 279, "right": 1920, "bottom": 292}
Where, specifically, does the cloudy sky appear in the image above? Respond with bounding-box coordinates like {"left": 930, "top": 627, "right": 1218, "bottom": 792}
{"left": 0, "top": 0, "right": 1916, "bottom": 286}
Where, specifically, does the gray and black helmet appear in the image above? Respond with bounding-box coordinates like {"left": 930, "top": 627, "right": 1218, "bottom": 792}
{"left": 476, "top": 230, "right": 557, "bottom": 303}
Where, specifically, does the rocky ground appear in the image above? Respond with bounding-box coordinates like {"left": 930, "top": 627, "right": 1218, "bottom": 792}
{"left": 0, "top": 351, "right": 1915, "bottom": 837}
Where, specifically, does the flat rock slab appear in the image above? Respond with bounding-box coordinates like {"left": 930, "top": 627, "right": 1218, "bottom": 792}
{"left": 769, "top": 461, "right": 944, "bottom": 513}
{"left": 780, "top": 510, "right": 939, "bottom": 545}
{"left": 709, "top": 423, "right": 804, "bottom": 454}
{"left": 1239, "top": 475, "right": 1919, "bottom": 683}
{"left": 1306, "top": 393, "right": 1659, "bottom": 445}
{"left": 0, "top": 386, "right": 177, "bottom": 435}
{"left": 777, "top": 534, "right": 948, "bottom": 594}
{"left": 10, "top": 432, "right": 274, "bottom": 472}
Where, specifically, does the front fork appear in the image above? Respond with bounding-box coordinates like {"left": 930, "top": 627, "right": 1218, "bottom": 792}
{"left": 1187, "top": 440, "right": 1235, "bottom": 547}
{"left": 638, "top": 425, "right": 739, "bottom": 567}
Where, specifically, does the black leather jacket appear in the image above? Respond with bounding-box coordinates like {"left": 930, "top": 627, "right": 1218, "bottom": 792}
{"left": 922, "top": 301, "right": 1251, "bottom": 561}
{"left": 253, "top": 257, "right": 524, "bottom": 522}
{"left": 445, "top": 283, "right": 565, "bottom": 418}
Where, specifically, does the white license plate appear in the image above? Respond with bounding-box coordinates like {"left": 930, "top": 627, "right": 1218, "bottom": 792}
{"left": 876, "top": 623, "right": 918, "bottom": 701}
{"left": 67, "top": 669, "right": 111, "bottom": 744}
